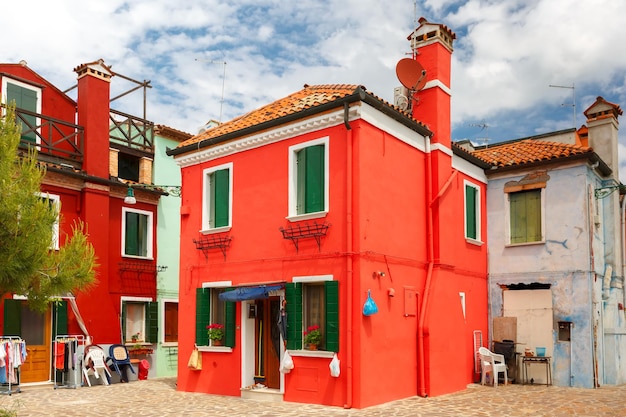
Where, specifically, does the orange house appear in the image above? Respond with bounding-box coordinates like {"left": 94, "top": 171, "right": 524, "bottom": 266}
{"left": 170, "top": 18, "right": 488, "bottom": 408}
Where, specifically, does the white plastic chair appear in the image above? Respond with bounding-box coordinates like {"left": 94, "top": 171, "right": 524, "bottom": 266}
{"left": 83, "top": 347, "right": 111, "bottom": 386}
{"left": 478, "top": 346, "right": 507, "bottom": 387}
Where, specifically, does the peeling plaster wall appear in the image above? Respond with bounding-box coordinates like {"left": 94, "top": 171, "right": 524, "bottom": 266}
{"left": 487, "top": 164, "right": 611, "bottom": 388}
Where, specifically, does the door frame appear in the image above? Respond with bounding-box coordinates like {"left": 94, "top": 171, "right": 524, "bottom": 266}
{"left": 240, "top": 290, "right": 284, "bottom": 392}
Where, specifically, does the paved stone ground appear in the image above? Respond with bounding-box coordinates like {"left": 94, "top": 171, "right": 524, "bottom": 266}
{"left": 2, "top": 378, "right": 626, "bottom": 416}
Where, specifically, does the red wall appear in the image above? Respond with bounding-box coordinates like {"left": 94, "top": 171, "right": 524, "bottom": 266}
{"left": 176, "top": 113, "right": 488, "bottom": 407}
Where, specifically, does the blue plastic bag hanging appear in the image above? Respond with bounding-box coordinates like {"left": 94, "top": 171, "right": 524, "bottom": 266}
{"left": 362, "top": 290, "right": 378, "bottom": 316}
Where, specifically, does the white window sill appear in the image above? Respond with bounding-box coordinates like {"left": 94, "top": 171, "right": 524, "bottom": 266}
{"left": 200, "top": 226, "right": 232, "bottom": 235}
{"left": 288, "top": 349, "right": 334, "bottom": 359}
{"left": 505, "top": 240, "right": 545, "bottom": 248}
{"left": 465, "top": 237, "right": 484, "bottom": 246}
{"left": 122, "top": 255, "right": 154, "bottom": 261}
{"left": 125, "top": 342, "right": 153, "bottom": 347}
{"left": 161, "top": 342, "right": 178, "bottom": 347}
{"left": 286, "top": 211, "right": 328, "bottom": 223}
{"left": 197, "top": 346, "right": 232, "bottom": 353}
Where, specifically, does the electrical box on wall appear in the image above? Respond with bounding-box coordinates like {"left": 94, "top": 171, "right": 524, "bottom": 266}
{"left": 558, "top": 321, "right": 572, "bottom": 341}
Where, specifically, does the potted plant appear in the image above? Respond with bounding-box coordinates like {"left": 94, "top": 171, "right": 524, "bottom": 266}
{"left": 303, "top": 324, "right": 322, "bottom": 350}
{"left": 207, "top": 323, "right": 224, "bottom": 345}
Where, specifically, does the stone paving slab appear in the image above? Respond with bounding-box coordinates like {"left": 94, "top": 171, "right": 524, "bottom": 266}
{"left": 2, "top": 378, "right": 626, "bottom": 416}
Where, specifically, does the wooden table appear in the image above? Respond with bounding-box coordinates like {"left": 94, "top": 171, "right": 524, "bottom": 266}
{"left": 521, "top": 356, "right": 552, "bottom": 386}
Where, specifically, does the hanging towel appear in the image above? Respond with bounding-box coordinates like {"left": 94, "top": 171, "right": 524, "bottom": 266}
{"left": 55, "top": 341, "right": 66, "bottom": 370}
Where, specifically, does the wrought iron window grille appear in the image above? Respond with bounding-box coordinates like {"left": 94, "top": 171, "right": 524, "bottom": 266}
{"left": 279, "top": 221, "right": 330, "bottom": 252}
{"left": 193, "top": 233, "right": 232, "bottom": 261}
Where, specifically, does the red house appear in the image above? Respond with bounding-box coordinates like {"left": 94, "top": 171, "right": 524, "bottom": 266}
{"left": 170, "top": 18, "right": 488, "bottom": 407}
{"left": 0, "top": 60, "right": 164, "bottom": 384}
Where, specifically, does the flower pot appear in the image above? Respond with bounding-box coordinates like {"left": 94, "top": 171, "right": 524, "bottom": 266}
{"left": 307, "top": 343, "right": 318, "bottom": 351}
{"left": 212, "top": 339, "right": 223, "bottom": 346}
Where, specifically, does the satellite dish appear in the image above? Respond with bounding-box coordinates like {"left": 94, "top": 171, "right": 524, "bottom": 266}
{"left": 396, "top": 58, "right": 427, "bottom": 91}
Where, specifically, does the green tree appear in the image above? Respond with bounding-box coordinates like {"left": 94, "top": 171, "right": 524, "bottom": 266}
{"left": 0, "top": 104, "right": 97, "bottom": 312}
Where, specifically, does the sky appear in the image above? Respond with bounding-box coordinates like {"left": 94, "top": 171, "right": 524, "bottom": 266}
{"left": 3, "top": 0, "right": 626, "bottom": 178}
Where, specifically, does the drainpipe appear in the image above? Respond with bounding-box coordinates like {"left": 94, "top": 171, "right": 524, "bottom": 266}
{"left": 622, "top": 194, "right": 626, "bottom": 312}
{"left": 343, "top": 103, "right": 354, "bottom": 409}
{"left": 418, "top": 137, "right": 435, "bottom": 398}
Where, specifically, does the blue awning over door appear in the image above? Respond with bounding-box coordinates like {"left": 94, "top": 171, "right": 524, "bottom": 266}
{"left": 218, "top": 284, "right": 284, "bottom": 302}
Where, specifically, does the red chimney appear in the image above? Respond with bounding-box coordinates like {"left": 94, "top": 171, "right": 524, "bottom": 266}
{"left": 74, "top": 59, "right": 113, "bottom": 178}
{"left": 408, "top": 18, "right": 455, "bottom": 148}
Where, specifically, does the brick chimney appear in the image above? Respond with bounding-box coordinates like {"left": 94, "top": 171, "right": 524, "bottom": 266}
{"left": 408, "top": 17, "right": 455, "bottom": 148}
{"left": 74, "top": 59, "right": 113, "bottom": 178}
{"left": 584, "top": 96, "right": 622, "bottom": 180}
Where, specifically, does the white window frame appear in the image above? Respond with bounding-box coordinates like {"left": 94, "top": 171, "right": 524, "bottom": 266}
{"left": 505, "top": 187, "right": 546, "bottom": 246}
{"left": 463, "top": 180, "right": 482, "bottom": 244}
{"left": 37, "top": 192, "right": 60, "bottom": 250}
{"left": 201, "top": 162, "right": 233, "bottom": 234}
{"left": 287, "top": 137, "right": 330, "bottom": 222}
{"left": 1, "top": 77, "right": 42, "bottom": 145}
{"left": 121, "top": 296, "right": 152, "bottom": 344}
{"left": 121, "top": 207, "right": 154, "bottom": 259}
{"left": 160, "top": 298, "right": 179, "bottom": 347}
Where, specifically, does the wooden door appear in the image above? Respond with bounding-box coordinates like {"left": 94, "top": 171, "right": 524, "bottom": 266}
{"left": 19, "top": 303, "right": 52, "bottom": 383}
{"left": 254, "top": 297, "right": 280, "bottom": 389}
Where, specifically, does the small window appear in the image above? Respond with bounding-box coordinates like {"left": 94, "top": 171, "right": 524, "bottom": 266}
{"left": 2, "top": 77, "right": 41, "bottom": 143}
{"left": 288, "top": 138, "right": 329, "bottom": 220}
{"left": 37, "top": 192, "right": 60, "bottom": 250}
{"left": 122, "top": 207, "right": 153, "bottom": 258}
{"left": 202, "top": 163, "right": 233, "bottom": 232}
{"left": 121, "top": 300, "right": 158, "bottom": 343}
{"left": 285, "top": 279, "right": 339, "bottom": 352}
{"left": 464, "top": 181, "right": 480, "bottom": 241}
{"left": 195, "top": 287, "right": 235, "bottom": 347}
{"left": 118, "top": 153, "right": 140, "bottom": 182}
{"left": 163, "top": 300, "right": 179, "bottom": 344}
{"left": 508, "top": 189, "right": 543, "bottom": 244}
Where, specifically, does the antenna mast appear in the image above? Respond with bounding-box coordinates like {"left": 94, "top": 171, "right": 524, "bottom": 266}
{"left": 469, "top": 121, "right": 490, "bottom": 147}
{"left": 196, "top": 58, "right": 227, "bottom": 123}
{"left": 549, "top": 83, "right": 576, "bottom": 128}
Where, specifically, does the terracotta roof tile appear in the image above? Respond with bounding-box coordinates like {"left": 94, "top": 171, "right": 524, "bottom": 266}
{"left": 178, "top": 84, "right": 361, "bottom": 148}
{"left": 471, "top": 139, "right": 593, "bottom": 168}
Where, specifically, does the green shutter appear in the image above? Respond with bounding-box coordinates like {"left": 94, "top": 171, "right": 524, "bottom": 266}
{"left": 213, "top": 169, "right": 230, "bottom": 228}
{"left": 147, "top": 301, "right": 159, "bottom": 343}
{"left": 296, "top": 149, "right": 306, "bottom": 214}
{"left": 125, "top": 212, "right": 139, "bottom": 256}
{"left": 285, "top": 283, "right": 302, "bottom": 350}
{"left": 465, "top": 185, "right": 477, "bottom": 240}
{"left": 196, "top": 288, "right": 211, "bottom": 345}
{"left": 3, "top": 299, "right": 21, "bottom": 336}
{"left": 224, "top": 301, "right": 236, "bottom": 347}
{"left": 53, "top": 300, "right": 68, "bottom": 338}
{"left": 510, "top": 190, "right": 541, "bottom": 243}
{"left": 121, "top": 301, "right": 127, "bottom": 342}
{"left": 7, "top": 83, "right": 37, "bottom": 142}
{"left": 325, "top": 281, "right": 339, "bottom": 352}
{"left": 305, "top": 144, "right": 325, "bottom": 213}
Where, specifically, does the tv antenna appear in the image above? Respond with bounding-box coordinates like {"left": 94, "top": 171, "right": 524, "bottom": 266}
{"left": 195, "top": 58, "right": 227, "bottom": 123}
{"left": 549, "top": 83, "right": 576, "bottom": 128}
{"left": 469, "top": 121, "right": 490, "bottom": 147}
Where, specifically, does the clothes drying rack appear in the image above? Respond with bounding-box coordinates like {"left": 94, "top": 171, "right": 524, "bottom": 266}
{"left": 53, "top": 335, "right": 86, "bottom": 389}
{"left": 0, "top": 336, "right": 24, "bottom": 395}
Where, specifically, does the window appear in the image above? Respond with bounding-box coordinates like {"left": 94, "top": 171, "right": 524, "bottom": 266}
{"left": 162, "top": 300, "right": 179, "bottom": 344}
{"left": 285, "top": 278, "right": 338, "bottom": 352}
{"left": 118, "top": 152, "right": 140, "bottom": 182}
{"left": 121, "top": 299, "right": 158, "bottom": 343}
{"left": 2, "top": 77, "right": 41, "bottom": 143}
{"left": 122, "top": 207, "right": 153, "bottom": 258}
{"left": 288, "top": 138, "right": 329, "bottom": 220}
{"left": 464, "top": 181, "right": 480, "bottom": 242}
{"left": 195, "top": 287, "right": 235, "bottom": 347}
{"left": 202, "top": 163, "right": 232, "bottom": 232}
{"left": 508, "top": 189, "right": 544, "bottom": 244}
{"left": 37, "top": 192, "right": 60, "bottom": 250}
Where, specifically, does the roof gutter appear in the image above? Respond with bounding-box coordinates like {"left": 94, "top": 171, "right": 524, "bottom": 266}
{"left": 167, "top": 86, "right": 432, "bottom": 157}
